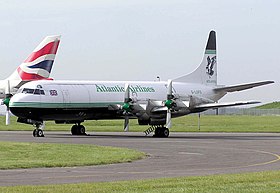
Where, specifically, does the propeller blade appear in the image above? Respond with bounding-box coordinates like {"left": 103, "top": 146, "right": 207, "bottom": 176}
{"left": 166, "top": 109, "right": 172, "bottom": 128}
{"left": 165, "top": 79, "right": 173, "bottom": 129}
{"left": 5, "top": 80, "right": 11, "bottom": 95}
{"left": 5, "top": 80, "right": 11, "bottom": 125}
{"left": 123, "top": 83, "right": 130, "bottom": 132}
{"left": 6, "top": 108, "right": 11, "bottom": 125}
{"left": 124, "top": 83, "right": 130, "bottom": 103}
{"left": 167, "top": 79, "right": 172, "bottom": 98}
{"left": 124, "top": 116, "right": 129, "bottom": 132}
{"left": 5, "top": 108, "right": 10, "bottom": 125}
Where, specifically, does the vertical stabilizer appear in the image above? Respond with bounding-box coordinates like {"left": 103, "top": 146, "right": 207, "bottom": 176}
{"left": 173, "top": 31, "right": 217, "bottom": 86}
{"left": 7, "top": 35, "right": 61, "bottom": 81}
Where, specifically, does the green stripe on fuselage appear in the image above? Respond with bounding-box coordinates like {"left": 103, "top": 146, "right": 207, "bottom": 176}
{"left": 205, "top": 50, "right": 216, "bottom": 54}
{"left": 9, "top": 102, "right": 123, "bottom": 108}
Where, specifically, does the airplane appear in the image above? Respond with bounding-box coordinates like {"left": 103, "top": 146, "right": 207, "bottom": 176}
{"left": 8, "top": 31, "right": 273, "bottom": 137}
{"left": 0, "top": 35, "right": 61, "bottom": 125}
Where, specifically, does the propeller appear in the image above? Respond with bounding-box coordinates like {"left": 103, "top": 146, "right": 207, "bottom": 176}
{"left": 122, "top": 83, "right": 132, "bottom": 132}
{"left": 164, "top": 79, "right": 175, "bottom": 128}
{"left": 3, "top": 80, "right": 12, "bottom": 125}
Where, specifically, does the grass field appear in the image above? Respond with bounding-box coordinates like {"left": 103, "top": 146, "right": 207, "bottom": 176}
{"left": 0, "top": 142, "right": 145, "bottom": 169}
{"left": 0, "top": 115, "right": 280, "bottom": 133}
{"left": 0, "top": 171, "right": 279, "bottom": 193}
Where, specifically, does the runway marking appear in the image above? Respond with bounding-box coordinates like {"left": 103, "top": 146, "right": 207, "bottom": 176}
{"left": 247, "top": 150, "right": 280, "bottom": 167}
{"left": 163, "top": 149, "right": 280, "bottom": 174}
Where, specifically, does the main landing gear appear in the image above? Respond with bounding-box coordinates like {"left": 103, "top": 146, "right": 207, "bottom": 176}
{"left": 144, "top": 125, "right": 170, "bottom": 138}
{"left": 33, "top": 122, "right": 45, "bottom": 137}
{"left": 153, "top": 126, "right": 169, "bottom": 138}
{"left": 71, "top": 123, "right": 86, "bottom": 135}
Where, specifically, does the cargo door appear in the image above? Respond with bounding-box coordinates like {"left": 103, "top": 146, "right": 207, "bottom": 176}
{"left": 62, "top": 89, "right": 70, "bottom": 107}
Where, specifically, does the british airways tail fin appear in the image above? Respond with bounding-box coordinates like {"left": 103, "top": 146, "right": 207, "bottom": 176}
{"left": 8, "top": 35, "right": 61, "bottom": 81}
{"left": 174, "top": 31, "right": 217, "bottom": 86}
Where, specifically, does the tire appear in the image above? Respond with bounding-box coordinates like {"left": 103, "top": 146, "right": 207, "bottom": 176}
{"left": 37, "top": 129, "right": 44, "bottom": 137}
{"left": 33, "top": 129, "right": 37, "bottom": 137}
{"left": 79, "top": 125, "right": 86, "bottom": 135}
{"left": 153, "top": 127, "right": 169, "bottom": 138}
{"left": 33, "top": 129, "right": 44, "bottom": 137}
{"left": 153, "top": 127, "right": 161, "bottom": 137}
{"left": 162, "top": 127, "right": 169, "bottom": 138}
{"left": 71, "top": 125, "right": 78, "bottom": 135}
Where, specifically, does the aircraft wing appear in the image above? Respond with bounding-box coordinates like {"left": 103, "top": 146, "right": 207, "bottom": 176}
{"left": 214, "top": 81, "right": 274, "bottom": 93}
{"left": 151, "top": 100, "right": 260, "bottom": 113}
{"left": 194, "top": 100, "right": 260, "bottom": 110}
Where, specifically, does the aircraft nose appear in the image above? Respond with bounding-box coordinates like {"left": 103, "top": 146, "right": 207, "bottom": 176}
{"left": 9, "top": 93, "right": 30, "bottom": 117}
{"left": 9, "top": 93, "right": 22, "bottom": 107}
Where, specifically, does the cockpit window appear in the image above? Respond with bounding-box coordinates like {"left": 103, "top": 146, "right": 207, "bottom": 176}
{"left": 22, "top": 88, "right": 45, "bottom": 95}
{"left": 17, "top": 88, "right": 23, "bottom": 94}
{"left": 34, "top": 89, "right": 41, "bottom": 95}
{"left": 22, "top": 88, "right": 34, "bottom": 94}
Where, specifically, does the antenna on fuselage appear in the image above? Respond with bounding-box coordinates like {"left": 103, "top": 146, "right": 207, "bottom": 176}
{"left": 156, "top": 76, "right": 160, "bottom": 81}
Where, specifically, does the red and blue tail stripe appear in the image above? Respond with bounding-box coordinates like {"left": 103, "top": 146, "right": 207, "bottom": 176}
{"left": 17, "top": 35, "right": 60, "bottom": 81}
{"left": 24, "top": 41, "right": 59, "bottom": 64}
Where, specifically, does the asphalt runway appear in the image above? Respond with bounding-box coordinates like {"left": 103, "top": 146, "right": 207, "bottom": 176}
{"left": 0, "top": 131, "right": 280, "bottom": 186}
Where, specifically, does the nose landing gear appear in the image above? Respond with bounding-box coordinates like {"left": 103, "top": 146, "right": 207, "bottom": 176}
{"left": 33, "top": 122, "right": 45, "bottom": 137}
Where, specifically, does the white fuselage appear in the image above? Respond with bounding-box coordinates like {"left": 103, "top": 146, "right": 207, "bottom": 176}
{"left": 9, "top": 80, "right": 225, "bottom": 122}
{"left": 10, "top": 80, "right": 222, "bottom": 106}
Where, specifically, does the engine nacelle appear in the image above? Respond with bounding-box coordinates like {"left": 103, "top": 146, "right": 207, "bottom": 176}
{"left": 138, "top": 119, "right": 150, "bottom": 125}
{"left": 55, "top": 120, "right": 83, "bottom": 124}
{"left": 150, "top": 118, "right": 166, "bottom": 126}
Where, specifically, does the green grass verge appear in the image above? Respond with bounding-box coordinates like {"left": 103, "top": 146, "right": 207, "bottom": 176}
{"left": 0, "top": 171, "right": 280, "bottom": 192}
{"left": 255, "top": 102, "right": 280, "bottom": 109}
{"left": 0, "top": 142, "right": 145, "bottom": 169}
{"left": 1, "top": 115, "right": 280, "bottom": 133}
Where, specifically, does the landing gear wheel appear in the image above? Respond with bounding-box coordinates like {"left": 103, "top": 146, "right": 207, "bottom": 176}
{"left": 162, "top": 127, "right": 169, "bottom": 138}
{"left": 154, "top": 127, "right": 161, "bottom": 137}
{"left": 71, "top": 124, "right": 86, "bottom": 135}
{"left": 79, "top": 125, "right": 86, "bottom": 135}
{"left": 33, "top": 129, "right": 36, "bottom": 137}
{"left": 71, "top": 125, "right": 79, "bottom": 135}
{"left": 33, "top": 129, "right": 44, "bottom": 137}
{"left": 153, "top": 127, "right": 169, "bottom": 138}
{"left": 37, "top": 129, "right": 44, "bottom": 137}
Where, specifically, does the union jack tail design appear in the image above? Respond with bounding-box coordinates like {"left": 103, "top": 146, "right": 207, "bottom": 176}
{"left": 8, "top": 35, "right": 61, "bottom": 81}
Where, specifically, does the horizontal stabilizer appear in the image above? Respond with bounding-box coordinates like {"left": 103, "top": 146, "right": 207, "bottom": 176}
{"left": 214, "top": 81, "right": 274, "bottom": 93}
{"left": 195, "top": 100, "right": 260, "bottom": 109}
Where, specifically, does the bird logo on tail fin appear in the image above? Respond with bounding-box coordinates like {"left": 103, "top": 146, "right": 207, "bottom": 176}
{"left": 206, "top": 56, "right": 216, "bottom": 77}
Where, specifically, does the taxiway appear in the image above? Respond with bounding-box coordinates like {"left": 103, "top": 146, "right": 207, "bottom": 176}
{"left": 0, "top": 131, "right": 280, "bottom": 186}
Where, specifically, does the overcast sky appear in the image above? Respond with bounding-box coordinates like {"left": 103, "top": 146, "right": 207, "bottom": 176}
{"left": 0, "top": 0, "right": 279, "bottom": 104}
